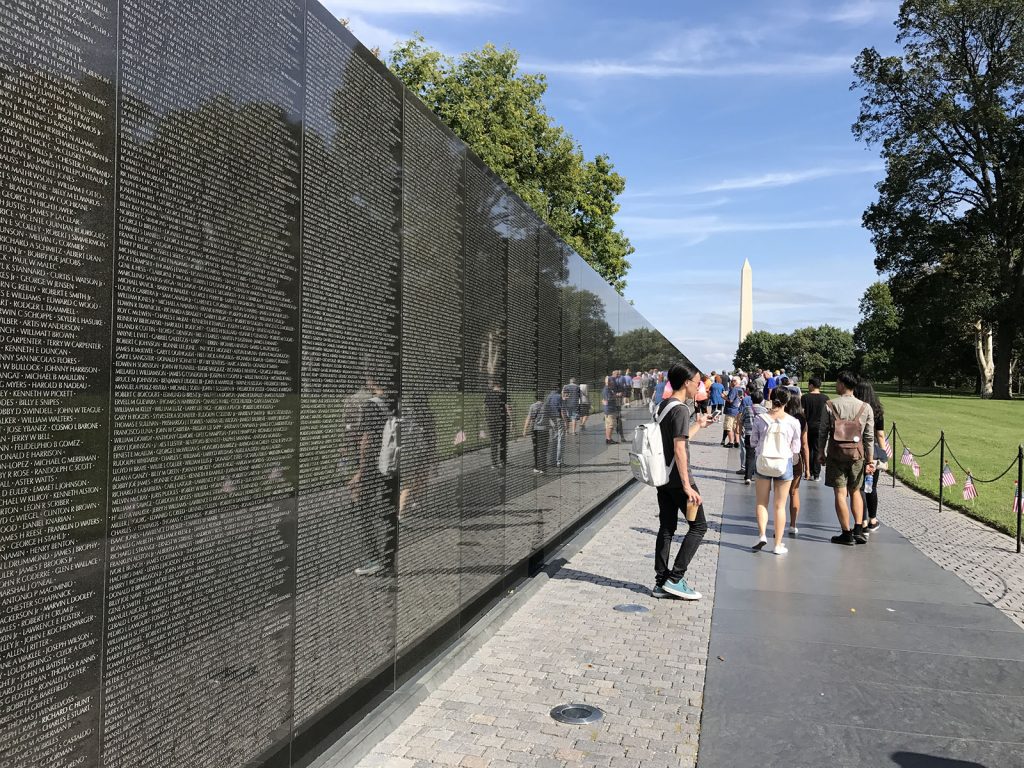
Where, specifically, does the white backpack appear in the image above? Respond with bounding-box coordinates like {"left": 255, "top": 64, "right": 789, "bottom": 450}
{"left": 755, "top": 415, "right": 790, "bottom": 478}
{"left": 629, "top": 400, "right": 684, "bottom": 487}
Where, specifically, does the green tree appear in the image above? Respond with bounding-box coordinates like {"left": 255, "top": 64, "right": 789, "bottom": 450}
{"left": 852, "top": 0, "right": 1024, "bottom": 398}
{"left": 389, "top": 36, "right": 633, "bottom": 291}
{"left": 854, "top": 282, "right": 901, "bottom": 382}
{"left": 734, "top": 330, "right": 787, "bottom": 372}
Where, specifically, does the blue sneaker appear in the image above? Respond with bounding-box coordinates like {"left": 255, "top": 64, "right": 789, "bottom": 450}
{"left": 663, "top": 578, "right": 701, "bottom": 600}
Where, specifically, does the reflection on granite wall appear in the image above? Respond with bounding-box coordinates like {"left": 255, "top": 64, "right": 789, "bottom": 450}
{"left": 0, "top": 4, "right": 693, "bottom": 768}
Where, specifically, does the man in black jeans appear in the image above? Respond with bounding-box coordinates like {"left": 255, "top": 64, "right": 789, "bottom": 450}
{"left": 653, "top": 362, "right": 710, "bottom": 600}
{"left": 801, "top": 377, "right": 829, "bottom": 480}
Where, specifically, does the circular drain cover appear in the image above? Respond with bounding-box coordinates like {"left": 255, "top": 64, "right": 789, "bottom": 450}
{"left": 613, "top": 604, "right": 649, "bottom": 613}
{"left": 550, "top": 703, "right": 604, "bottom": 725}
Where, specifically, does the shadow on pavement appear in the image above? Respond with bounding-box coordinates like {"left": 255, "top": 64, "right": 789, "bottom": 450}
{"left": 892, "top": 753, "right": 987, "bottom": 768}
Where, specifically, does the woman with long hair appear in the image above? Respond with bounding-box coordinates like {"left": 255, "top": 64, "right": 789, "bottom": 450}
{"left": 783, "top": 393, "right": 811, "bottom": 535}
{"left": 853, "top": 380, "right": 889, "bottom": 534}
{"left": 749, "top": 387, "right": 802, "bottom": 555}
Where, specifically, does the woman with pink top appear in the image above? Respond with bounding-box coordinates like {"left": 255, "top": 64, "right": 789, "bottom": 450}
{"left": 749, "top": 387, "right": 803, "bottom": 555}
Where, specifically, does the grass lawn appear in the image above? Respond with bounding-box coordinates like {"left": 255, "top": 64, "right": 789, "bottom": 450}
{"left": 824, "top": 385, "right": 1024, "bottom": 537}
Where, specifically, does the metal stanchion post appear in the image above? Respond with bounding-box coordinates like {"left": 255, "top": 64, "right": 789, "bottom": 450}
{"left": 1016, "top": 444, "right": 1023, "bottom": 555}
{"left": 938, "top": 431, "right": 945, "bottom": 513}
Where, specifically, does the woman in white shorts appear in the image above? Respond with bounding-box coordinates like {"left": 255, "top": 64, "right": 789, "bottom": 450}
{"left": 749, "top": 387, "right": 803, "bottom": 555}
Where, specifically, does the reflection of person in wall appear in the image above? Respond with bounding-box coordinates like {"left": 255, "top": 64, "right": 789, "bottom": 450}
{"left": 544, "top": 388, "right": 566, "bottom": 468}
{"left": 347, "top": 375, "right": 396, "bottom": 577}
{"left": 523, "top": 394, "right": 550, "bottom": 474}
{"left": 561, "top": 377, "right": 581, "bottom": 435}
{"left": 602, "top": 375, "right": 620, "bottom": 446}
{"left": 577, "top": 382, "right": 591, "bottom": 431}
{"left": 483, "top": 380, "right": 510, "bottom": 468}
{"left": 398, "top": 392, "right": 437, "bottom": 518}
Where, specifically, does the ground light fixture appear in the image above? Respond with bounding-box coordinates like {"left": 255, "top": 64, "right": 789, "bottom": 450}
{"left": 549, "top": 704, "right": 605, "bottom": 725}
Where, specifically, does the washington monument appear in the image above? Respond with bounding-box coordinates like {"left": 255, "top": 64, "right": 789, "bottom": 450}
{"left": 739, "top": 258, "right": 753, "bottom": 346}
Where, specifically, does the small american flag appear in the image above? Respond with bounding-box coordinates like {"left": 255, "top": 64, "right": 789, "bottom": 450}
{"left": 941, "top": 464, "right": 956, "bottom": 487}
{"left": 885, "top": 440, "right": 894, "bottom": 459}
{"left": 900, "top": 447, "right": 914, "bottom": 466}
{"left": 962, "top": 474, "right": 977, "bottom": 501}
{"left": 1015, "top": 483, "right": 1022, "bottom": 515}
{"left": 911, "top": 460, "right": 921, "bottom": 478}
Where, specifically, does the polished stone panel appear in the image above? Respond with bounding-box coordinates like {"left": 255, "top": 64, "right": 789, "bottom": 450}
{"left": 460, "top": 158, "right": 507, "bottom": 607}
{"left": 0, "top": 4, "right": 116, "bottom": 768}
{"left": 396, "top": 94, "right": 464, "bottom": 665}
{"left": 105, "top": 2, "right": 303, "bottom": 767}
{"left": 0, "top": 4, "right": 687, "bottom": 768}
{"left": 294, "top": 4, "right": 401, "bottom": 734}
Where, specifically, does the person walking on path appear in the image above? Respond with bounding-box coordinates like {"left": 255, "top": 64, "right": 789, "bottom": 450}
{"left": 749, "top": 388, "right": 802, "bottom": 555}
{"left": 709, "top": 375, "right": 725, "bottom": 419}
{"left": 739, "top": 390, "right": 767, "bottom": 485}
{"left": 818, "top": 371, "right": 875, "bottom": 546}
{"left": 653, "top": 372, "right": 667, "bottom": 407}
{"left": 722, "top": 376, "right": 744, "bottom": 448}
{"left": 784, "top": 393, "right": 811, "bottom": 536}
{"left": 736, "top": 384, "right": 754, "bottom": 476}
{"left": 854, "top": 379, "right": 889, "bottom": 535}
{"left": 801, "top": 378, "right": 828, "bottom": 481}
{"left": 652, "top": 362, "right": 709, "bottom": 601}
{"left": 694, "top": 375, "right": 708, "bottom": 415}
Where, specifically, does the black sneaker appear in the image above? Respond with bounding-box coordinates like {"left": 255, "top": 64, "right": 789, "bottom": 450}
{"left": 853, "top": 528, "right": 868, "bottom": 545}
{"left": 866, "top": 520, "right": 880, "bottom": 533}
{"left": 830, "top": 531, "right": 856, "bottom": 546}
{"left": 734, "top": 470, "right": 746, "bottom": 475}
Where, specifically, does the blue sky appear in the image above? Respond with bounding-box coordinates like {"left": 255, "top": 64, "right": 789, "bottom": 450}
{"left": 326, "top": 0, "right": 902, "bottom": 373}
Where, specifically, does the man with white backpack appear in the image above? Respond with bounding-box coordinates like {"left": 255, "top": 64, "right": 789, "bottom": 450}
{"left": 642, "top": 362, "right": 709, "bottom": 600}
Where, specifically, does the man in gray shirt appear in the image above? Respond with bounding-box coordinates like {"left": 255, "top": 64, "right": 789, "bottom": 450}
{"left": 818, "top": 371, "right": 875, "bottom": 545}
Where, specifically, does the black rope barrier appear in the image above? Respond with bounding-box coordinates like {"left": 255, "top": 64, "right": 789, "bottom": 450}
{"left": 890, "top": 424, "right": 1023, "bottom": 554}
{"left": 944, "top": 443, "right": 1018, "bottom": 484}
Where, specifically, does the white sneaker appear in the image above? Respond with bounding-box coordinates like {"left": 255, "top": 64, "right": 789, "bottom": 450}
{"left": 788, "top": 526, "right": 799, "bottom": 536}
{"left": 772, "top": 543, "right": 789, "bottom": 555}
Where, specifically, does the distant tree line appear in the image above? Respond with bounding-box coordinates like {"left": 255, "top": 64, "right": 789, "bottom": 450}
{"left": 733, "top": 326, "right": 855, "bottom": 380}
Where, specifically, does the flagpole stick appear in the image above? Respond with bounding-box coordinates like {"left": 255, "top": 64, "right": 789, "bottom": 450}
{"left": 938, "top": 431, "right": 945, "bottom": 514}
{"left": 1016, "top": 444, "right": 1022, "bottom": 555}
{"left": 890, "top": 423, "right": 896, "bottom": 488}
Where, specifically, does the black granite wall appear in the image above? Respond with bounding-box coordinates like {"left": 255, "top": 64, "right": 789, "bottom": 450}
{"left": 0, "top": 3, "right": 692, "bottom": 767}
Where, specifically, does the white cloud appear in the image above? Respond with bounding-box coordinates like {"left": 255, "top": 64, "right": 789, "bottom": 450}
{"left": 625, "top": 164, "right": 882, "bottom": 199}
{"left": 325, "top": 0, "right": 502, "bottom": 14}
{"left": 822, "top": 0, "right": 899, "bottom": 25}
{"left": 618, "top": 215, "right": 861, "bottom": 240}
{"left": 341, "top": 14, "right": 408, "bottom": 52}
{"left": 700, "top": 163, "right": 883, "bottom": 192}
{"left": 527, "top": 54, "right": 853, "bottom": 79}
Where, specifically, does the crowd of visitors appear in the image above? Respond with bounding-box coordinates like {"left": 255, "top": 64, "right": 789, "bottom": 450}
{"left": 649, "top": 364, "right": 891, "bottom": 600}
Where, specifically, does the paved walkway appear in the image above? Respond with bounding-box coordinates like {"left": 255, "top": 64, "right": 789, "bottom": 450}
{"left": 700, "top": 446, "right": 1024, "bottom": 767}
{"left": 350, "top": 432, "right": 727, "bottom": 768}
{"left": 342, "top": 430, "right": 1024, "bottom": 768}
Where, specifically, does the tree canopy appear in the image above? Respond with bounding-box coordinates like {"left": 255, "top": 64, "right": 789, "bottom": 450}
{"left": 734, "top": 326, "right": 855, "bottom": 379}
{"left": 852, "top": 0, "right": 1024, "bottom": 398}
{"left": 389, "top": 36, "right": 634, "bottom": 292}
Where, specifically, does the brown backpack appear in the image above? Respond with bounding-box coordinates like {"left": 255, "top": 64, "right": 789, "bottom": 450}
{"left": 826, "top": 400, "right": 867, "bottom": 462}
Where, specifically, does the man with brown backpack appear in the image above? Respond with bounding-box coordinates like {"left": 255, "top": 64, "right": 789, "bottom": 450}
{"left": 817, "top": 372, "right": 875, "bottom": 545}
